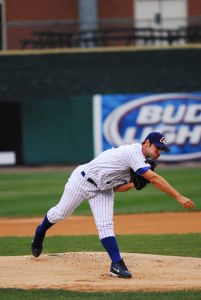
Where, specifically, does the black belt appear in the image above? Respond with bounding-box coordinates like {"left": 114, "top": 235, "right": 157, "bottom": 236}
{"left": 81, "top": 171, "right": 97, "bottom": 187}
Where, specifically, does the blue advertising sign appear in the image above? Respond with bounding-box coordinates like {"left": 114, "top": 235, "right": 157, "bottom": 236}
{"left": 93, "top": 93, "right": 201, "bottom": 162}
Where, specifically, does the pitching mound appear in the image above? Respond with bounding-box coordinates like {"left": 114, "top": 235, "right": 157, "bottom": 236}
{"left": 1, "top": 252, "right": 201, "bottom": 292}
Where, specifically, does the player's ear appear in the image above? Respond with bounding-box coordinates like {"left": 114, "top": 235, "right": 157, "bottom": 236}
{"left": 145, "top": 139, "right": 150, "bottom": 147}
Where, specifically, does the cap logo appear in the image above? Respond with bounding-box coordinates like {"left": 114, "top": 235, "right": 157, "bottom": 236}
{"left": 160, "top": 137, "right": 166, "bottom": 144}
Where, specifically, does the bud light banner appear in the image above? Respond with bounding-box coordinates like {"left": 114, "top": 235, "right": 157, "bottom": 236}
{"left": 93, "top": 93, "right": 201, "bottom": 162}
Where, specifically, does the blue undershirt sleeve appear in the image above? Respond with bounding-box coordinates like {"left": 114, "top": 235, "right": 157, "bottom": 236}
{"left": 136, "top": 166, "right": 151, "bottom": 175}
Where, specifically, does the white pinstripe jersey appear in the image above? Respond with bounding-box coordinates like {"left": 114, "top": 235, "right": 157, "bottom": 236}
{"left": 81, "top": 143, "right": 150, "bottom": 190}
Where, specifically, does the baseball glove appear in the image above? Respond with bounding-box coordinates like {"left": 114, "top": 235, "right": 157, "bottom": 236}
{"left": 130, "top": 159, "right": 157, "bottom": 190}
{"left": 130, "top": 169, "right": 147, "bottom": 190}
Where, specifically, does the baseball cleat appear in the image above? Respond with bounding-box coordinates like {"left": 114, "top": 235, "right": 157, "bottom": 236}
{"left": 31, "top": 225, "right": 45, "bottom": 257}
{"left": 110, "top": 258, "right": 132, "bottom": 278}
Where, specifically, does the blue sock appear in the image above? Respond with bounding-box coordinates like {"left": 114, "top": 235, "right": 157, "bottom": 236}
{"left": 36, "top": 214, "right": 54, "bottom": 235}
{"left": 101, "top": 236, "right": 121, "bottom": 263}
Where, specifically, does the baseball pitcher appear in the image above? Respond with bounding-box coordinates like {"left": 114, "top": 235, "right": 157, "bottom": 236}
{"left": 31, "top": 132, "right": 194, "bottom": 278}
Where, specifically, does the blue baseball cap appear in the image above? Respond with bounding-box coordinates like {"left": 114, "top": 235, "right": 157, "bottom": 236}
{"left": 144, "top": 132, "right": 169, "bottom": 152}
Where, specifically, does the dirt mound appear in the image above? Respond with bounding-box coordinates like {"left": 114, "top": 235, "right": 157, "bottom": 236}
{"left": 1, "top": 252, "right": 201, "bottom": 292}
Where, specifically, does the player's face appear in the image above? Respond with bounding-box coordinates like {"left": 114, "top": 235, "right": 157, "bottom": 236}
{"left": 148, "top": 143, "right": 162, "bottom": 160}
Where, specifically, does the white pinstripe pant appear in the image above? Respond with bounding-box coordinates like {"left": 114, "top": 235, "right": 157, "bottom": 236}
{"left": 47, "top": 166, "right": 114, "bottom": 239}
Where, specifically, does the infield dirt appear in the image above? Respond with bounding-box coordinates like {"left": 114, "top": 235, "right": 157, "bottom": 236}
{"left": 0, "top": 212, "right": 200, "bottom": 236}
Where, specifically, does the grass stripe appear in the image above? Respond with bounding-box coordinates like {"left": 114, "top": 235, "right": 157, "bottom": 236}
{"left": 1, "top": 288, "right": 201, "bottom": 300}
{"left": 0, "top": 233, "right": 201, "bottom": 257}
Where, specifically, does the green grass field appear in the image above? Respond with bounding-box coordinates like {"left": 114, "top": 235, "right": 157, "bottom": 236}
{"left": 1, "top": 289, "right": 201, "bottom": 300}
{"left": 0, "top": 167, "right": 200, "bottom": 217}
{"left": 0, "top": 166, "right": 200, "bottom": 299}
{"left": 1, "top": 233, "right": 201, "bottom": 257}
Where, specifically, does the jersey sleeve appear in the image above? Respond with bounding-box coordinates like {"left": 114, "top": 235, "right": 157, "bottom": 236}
{"left": 124, "top": 144, "right": 151, "bottom": 173}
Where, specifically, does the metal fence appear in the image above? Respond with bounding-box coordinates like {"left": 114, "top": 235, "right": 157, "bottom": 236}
{"left": 19, "top": 26, "right": 201, "bottom": 49}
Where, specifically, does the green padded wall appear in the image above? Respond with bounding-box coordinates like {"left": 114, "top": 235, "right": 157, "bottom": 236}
{"left": 0, "top": 48, "right": 201, "bottom": 101}
{"left": 21, "top": 96, "right": 93, "bottom": 164}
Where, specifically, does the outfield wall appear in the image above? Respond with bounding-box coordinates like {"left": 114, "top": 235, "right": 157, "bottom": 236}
{"left": 0, "top": 46, "right": 201, "bottom": 165}
{"left": 21, "top": 97, "right": 93, "bottom": 164}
